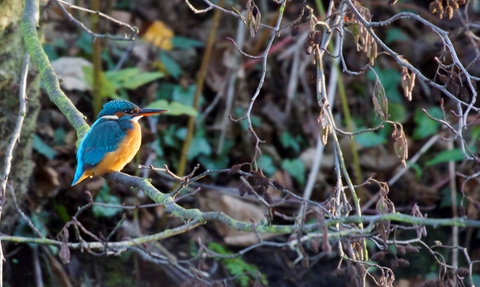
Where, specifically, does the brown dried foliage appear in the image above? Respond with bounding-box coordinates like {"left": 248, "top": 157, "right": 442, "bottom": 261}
{"left": 429, "top": 0, "right": 467, "bottom": 19}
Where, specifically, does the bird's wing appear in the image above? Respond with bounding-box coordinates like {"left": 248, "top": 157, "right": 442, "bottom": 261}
{"left": 78, "top": 120, "right": 126, "bottom": 169}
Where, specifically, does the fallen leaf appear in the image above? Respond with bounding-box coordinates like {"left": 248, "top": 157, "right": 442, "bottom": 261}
{"left": 51, "top": 57, "right": 92, "bottom": 91}
{"left": 143, "top": 20, "right": 174, "bottom": 50}
{"left": 198, "top": 190, "right": 276, "bottom": 246}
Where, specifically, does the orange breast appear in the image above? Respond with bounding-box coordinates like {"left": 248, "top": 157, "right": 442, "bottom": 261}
{"left": 92, "top": 122, "right": 142, "bottom": 176}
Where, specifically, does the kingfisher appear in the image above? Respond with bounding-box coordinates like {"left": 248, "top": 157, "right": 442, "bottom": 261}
{"left": 71, "top": 100, "right": 167, "bottom": 186}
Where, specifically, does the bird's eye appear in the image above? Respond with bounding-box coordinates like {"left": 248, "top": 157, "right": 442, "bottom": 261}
{"left": 125, "top": 109, "right": 132, "bottom": 114}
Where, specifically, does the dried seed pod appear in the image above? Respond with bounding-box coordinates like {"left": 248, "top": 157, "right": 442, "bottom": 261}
{"left": 396, "top": 245, "right": 406, "bottom": 256}
{"left": 447, "top": 78, "right": 460, "bottom": 96}
{"left": 405, "top": 245, "right": 420, "bottom": 254}
{"left": 313, "top": 31, "right": 322, "bottom": 44}
{"left": 272, "top": 180, "right": 284, "bottom": 190}
{"left": 445, "top": 5, "right": 454, "bottom": 19}
{"left": 471, "top": 79, "right": 477, "bottom": 90}
{"left": 432, "top": 87, "right": 441, "bottom": 102}
{"left": 430, "top": 0, "right": 444, "bottom": 14}
{"left": 438, "top": 74, "right": 449, "bottom": 84}
{"left": 459, "top": 86, "right": 469, "bottom": 101}
{"left": 448, "top": 0, "right": 459, "bottom": 9}
{"left": 291, "top": 25, "right": 300, "bottom": 37}
{"left": 229, "top": 164, "right": 241, "bottom": 175}
{"left": 239, "top": 182, "right": 249, "bottom": 196}
{"left": 304, "top": 40, "right": 313, "bottom": 55}
{"left": 457, "top": 267, "right": 470, "bottom": 276}
{"left": 371, "top": 251, "right": 386, "bottom": 261}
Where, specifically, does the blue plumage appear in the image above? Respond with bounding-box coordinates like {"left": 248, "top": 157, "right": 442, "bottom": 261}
{"left": 71, "top": 100, "right": 167, "bottom": 186}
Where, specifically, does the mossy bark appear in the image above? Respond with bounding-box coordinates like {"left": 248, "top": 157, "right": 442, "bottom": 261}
{"left": 0, "top": 0, "right": 41, "bottom": 233}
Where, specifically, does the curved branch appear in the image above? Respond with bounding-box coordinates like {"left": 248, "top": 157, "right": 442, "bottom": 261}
{"left": 22, "top": 0, "right": 89, "bottom": 142}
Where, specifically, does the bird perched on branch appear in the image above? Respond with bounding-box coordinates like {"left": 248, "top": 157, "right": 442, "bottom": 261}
{"left": 72, "top": 100, "right": 167, "bottom": 186}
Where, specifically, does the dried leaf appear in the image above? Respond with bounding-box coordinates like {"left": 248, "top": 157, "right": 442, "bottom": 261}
{"left": 51, "top": 57, "right": 92, "bottom": 91}
{"left": 369, "top": 41, "right": 377, "bottom": 65}
{"left": 197, "top": 191, "right": 274, "bottom": 246}
{"left": 392, "top": 124, "right": 408, "bottom": 166}
{"left": 143, "top": 20, "right": 174, "bottom": 50}
{"left": 246, "top": 0, "right": 261, "bottom": 37}
{"left": 401, "top": 67, "right": 414, "bottom": 101}
{"left": 372, "top": 80, "right": 389, "bottom": 121}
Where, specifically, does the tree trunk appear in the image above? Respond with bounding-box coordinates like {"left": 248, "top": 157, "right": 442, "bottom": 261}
{"left": 0, "top": 0, "right": 41, "bottom": 234}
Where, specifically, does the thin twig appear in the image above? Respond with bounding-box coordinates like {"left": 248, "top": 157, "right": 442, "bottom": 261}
{"left": 54, "top": 0, "right": 138, "bottom": 41}
{"left": 0, "top": 52, "right": 30, "bottom": 287}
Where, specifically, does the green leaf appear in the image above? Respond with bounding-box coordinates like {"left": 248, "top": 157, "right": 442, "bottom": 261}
{"left": 144, "top": 99, "right": 198, "bottom": 117}
{"left": 260, "top": 155, "right": 276, "bottom": 176}
{"left": 281, "top": 158, "right": 305, "bottom": 185}
{"left": 354, "top": 129, "right": 387, "bottom": 147}
{"left": 385, "top": 28, "right": 410, "bottom": 44}
{"left": 75, "top": 31, "right": 93, "bottom": 54}
{"left": 388, "top": 102, "right": 407, "bottom": 123}
{"left": 174, "top": 127, "right": 188, "bottom": 141}
{"left": 83, "top": 66, "right": 117, "bottom": 98}
{"left": 121, "top": 71, "right": 164, "bottom": 89}
{"left": 426, "top": 148, "right": 477, "bottom": 166}
{"left": 207, "top": 242, "right": 268, "bottom": 287}
{"left": 156, "top": 82, "right": 177, "bottom": 100}
{"left": 280, "top": 132, "right": 300, "bottom": 153}
{"left": 104, "top": 68, "right": 164, "bottom": 90}
{"left": 43, "top": 44, "right": 59, "bottom": 61}
{"left": 367, "top": 68, "right": 402, "bottom": 102}
{"left": 54, "top": 128, "right": 66, "bottom": 146}
{"left": 159, "top": 51, "right": 183, "bottom": 78}
{"left": 413, "top": 107, "right": 442, "bottom": 140}
{"left": 14, "top": 212, "right": 48, "bottom": 248}
{"left": 33, "top": 134, "right": 56, "bottom": 159}
{"left": 410, "top": 163, "right": 423, "bottom": 180}
{"left": 92, "top": 184, "right": 122, "bottom": 218}
{"left": 172, "top": 36, "right": 204, "bottom": 49}
{"left": 188, "top": 137, "right": 211, "bottom": 159}
{"left": 104, "top": 67, "right": 139, "bottom": 83}
{"left": 439, "top": 188, "right": 461, "bottom": 208}
{"left": 172, "top": 84, "right": 198, "bottom": 106}
{"left": 54, "top": 204, "right": 70, "bottom": 223}
{"left": 198, "top": 155, "right": 229, "bottom": 172}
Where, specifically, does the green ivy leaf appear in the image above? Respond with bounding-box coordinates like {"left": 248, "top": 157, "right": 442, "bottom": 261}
{"left": 413, "top": 107, "right": 442, "bottom": 140}
{"left": 260, "top": 155, "right": 276, "bottom": 176}
{"left": 280, "top": 132, "right": 300, "bottom": 153}
{"left": 83, "top": 66, "right": 117, "bottom": 98}
{"left": 198, "top": 155, "right": 230, "bottom": 172}
{"left": 188, "top": 137, "right": 211, "bottom": 160}
{"left": 426, "top": 148, "right": 477, "bottom": 166}
{"left": 92, "top": 185, "right": 122, "bottom": 218}
{"left": 33, "top": 134, "right": 56, "bottom": 159}
{"left": 54, "top": 128, "right": 66, "bottom": 146}
{"left": 104, "top": 67, "right": 164, "bottom": 90}
{"left": 367, "top": 68, "right": 402, "bottom": 103}
{"left": 172, "top": 36, "right": 204, "bottom": 49}
{"left": 172, "top": 84, "right": 201, "bottom": 107}
{"left": 385, "top": 28, "right": 410, "bottom": 44}
{"left": 388, "top": 102, "right": 407, "bottom": 123}
{"left": 354, "top": 129, "right": 387, "bottom": 147}
{"left": 439, "top": 188, "right": 461, "bottom": 208}
{"left": 159, "top": 51, "right": 183, "bottom": 78}
{"left": 281, "top": 158, "right": 305, "bottom": 185}
{"left": 121, "top": 71, "right": 164, "bottom": 89}
{"left": 144, "top": 99, "right": 198, "bottom": 117}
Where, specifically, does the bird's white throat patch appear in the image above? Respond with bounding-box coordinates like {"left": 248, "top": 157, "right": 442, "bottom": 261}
{"left": 101, "top": 115, "right": 119, "bottom": 120}
{"left": 131, "top": 115, "right": 143, "bottom": 122}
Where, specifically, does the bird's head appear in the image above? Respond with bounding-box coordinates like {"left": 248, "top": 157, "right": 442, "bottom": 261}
{"left": 98, "top": 100, "right": 167, "bottom": 122}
